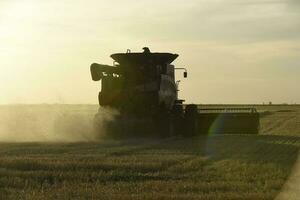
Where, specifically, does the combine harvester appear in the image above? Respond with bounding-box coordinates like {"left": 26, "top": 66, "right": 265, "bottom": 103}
{"left": 91, "top": 48, "right": 259, "bottom": 137}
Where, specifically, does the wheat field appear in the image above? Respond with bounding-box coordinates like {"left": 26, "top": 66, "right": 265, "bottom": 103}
{"left": 0, "top": 105, "right": 299, "bottom": 199}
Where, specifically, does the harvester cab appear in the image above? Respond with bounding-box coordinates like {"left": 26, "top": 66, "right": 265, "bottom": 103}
{"left": 91, "top": 48, "right": 259, "bottom": 137}
{"left": 91, "top": 47, "right": 183, "bottom": 115}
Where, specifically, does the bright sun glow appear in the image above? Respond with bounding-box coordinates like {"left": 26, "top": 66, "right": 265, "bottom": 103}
{"left": 0, "top": 0, "right": 299, "bottom": 104}
{"left": 0, "top": 1, "right": 39, "bottom": 103}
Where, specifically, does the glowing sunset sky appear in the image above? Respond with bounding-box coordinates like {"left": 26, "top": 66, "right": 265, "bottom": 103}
{"left": 0, "top": 0, "right": 299, "bottom": 104}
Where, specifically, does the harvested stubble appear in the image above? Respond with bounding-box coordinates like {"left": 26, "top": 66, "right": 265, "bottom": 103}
{"left": 0, "top": 105, "right": 299, "bottom": 200}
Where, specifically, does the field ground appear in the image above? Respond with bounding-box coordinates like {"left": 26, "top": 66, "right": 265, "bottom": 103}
{"left": 0, "top": 105, "right": 299, "bottom": 199}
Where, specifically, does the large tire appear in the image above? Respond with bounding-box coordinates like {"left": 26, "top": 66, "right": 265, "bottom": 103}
{"left": 156, "top": 113, "right": 173, "bottom": 138}
{"left": 184, "top": 104, "right": 199, "bottom": 137}
{"left": 172, "top": 104, "right": 185, "bottom": 136}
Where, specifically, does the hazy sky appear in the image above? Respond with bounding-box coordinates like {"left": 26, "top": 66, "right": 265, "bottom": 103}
{"left": 0, "top": 0, "right": 299, "bottom": 104}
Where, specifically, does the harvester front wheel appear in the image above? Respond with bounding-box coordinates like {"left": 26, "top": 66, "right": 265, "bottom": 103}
{"left": 184, "top": 104, "right": 199, "bottom": 137}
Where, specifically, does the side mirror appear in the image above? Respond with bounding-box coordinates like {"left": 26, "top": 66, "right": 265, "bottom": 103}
{"left": 184, "top": 71, "right": 187, "bottom": 78}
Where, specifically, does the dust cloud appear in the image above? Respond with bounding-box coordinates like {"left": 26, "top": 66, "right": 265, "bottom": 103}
{"left": 0, "top": 105, "right": 118, "bottom": 142}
